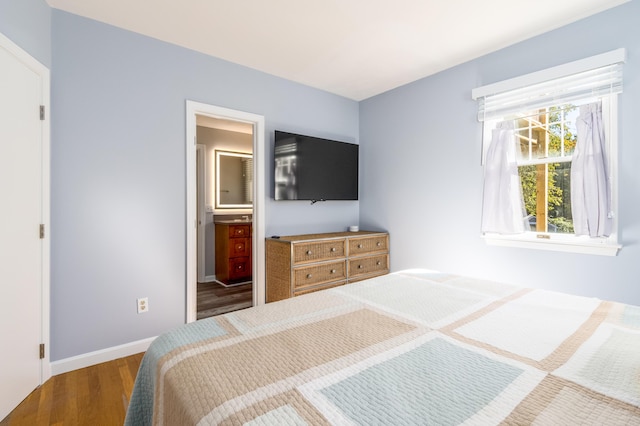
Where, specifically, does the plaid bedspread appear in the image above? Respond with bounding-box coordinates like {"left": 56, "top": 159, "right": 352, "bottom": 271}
{"left": 125, "top": 270, "right": 640, "bottom": 425}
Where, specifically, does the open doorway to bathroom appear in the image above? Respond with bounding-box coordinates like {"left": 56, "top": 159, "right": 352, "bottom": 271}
{"left": 186, "top": 101, "right": 266, "bottom": 324}
{"left": 195, "top": 116, "right": 254, "bottom": 319}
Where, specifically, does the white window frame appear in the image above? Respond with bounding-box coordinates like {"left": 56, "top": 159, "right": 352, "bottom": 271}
{"left": 473, "top": 50, "right": 624, "bottom": 256}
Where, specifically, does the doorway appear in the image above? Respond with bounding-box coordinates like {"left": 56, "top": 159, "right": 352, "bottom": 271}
{"left": 185, "top": 102, "right": 265, "bottom": 323}
{"left": 196, "top": 118, "right": 252, "bottom": 319}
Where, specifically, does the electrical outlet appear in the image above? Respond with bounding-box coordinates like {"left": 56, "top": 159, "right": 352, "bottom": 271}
{"left": 137, "top": 297, "right": 149, "bottom": 314}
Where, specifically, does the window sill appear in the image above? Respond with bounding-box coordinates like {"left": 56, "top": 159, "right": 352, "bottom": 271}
{"left": 482, "top": 233, "right": 621, "bottom": 256}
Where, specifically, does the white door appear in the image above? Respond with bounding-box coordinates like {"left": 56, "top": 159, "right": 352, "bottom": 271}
{"left": 0, "top": 34, "right": 48, "bottom": 419}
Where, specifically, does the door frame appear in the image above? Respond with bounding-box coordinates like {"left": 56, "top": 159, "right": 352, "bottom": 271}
{"left": 0, "top": 31, "right": 51, "bottom": 385}
{"left": 185, "top": 101, "right": 265, "bottom": 323}
{"left": 196, "top": 144, "right": 206, "bottom": 283}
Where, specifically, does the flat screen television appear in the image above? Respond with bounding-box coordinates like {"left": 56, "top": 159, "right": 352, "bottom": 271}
{"left": 274, "top": 131, "right": 359, "bottom": 202}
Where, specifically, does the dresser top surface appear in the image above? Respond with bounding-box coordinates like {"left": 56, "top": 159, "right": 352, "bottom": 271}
{"left": 268, "top": 230, "right": 387, "bottom": 243}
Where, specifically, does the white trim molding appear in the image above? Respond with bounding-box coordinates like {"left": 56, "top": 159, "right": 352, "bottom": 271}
{"left": 483, "top": 234, "right": 621, "bottom": 256}
{"left": 50, "top": 337, "right": 156, "bottom": 376}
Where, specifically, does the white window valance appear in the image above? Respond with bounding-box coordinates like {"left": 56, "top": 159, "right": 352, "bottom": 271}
{"left": 472, "top": 49, "right": 625, "bottom": 122}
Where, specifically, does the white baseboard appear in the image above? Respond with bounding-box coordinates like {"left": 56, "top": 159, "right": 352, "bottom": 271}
{"left": 51, "top": 336, "right": 156, "bottom": 376}
{"left": 204, "top": 274, "right": 217, "bottom": 283}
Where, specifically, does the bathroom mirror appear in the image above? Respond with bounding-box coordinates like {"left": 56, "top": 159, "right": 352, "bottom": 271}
{"left": 215, "top": 150, "right": 253, "bottom": 209}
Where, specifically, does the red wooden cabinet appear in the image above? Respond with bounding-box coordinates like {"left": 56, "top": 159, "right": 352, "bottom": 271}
{"left": 215, "top": 223, "right": 252, "bottom": 284}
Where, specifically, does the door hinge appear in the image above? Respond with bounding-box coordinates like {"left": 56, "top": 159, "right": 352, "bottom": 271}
{"left": 39, "top": 224, "right": 45, "bottom": 239}
{"left": 39, "top": 343, "right": 45, "bottom": 359}
{"left": 40, "top": 105, "right": 45, "bottom": 120}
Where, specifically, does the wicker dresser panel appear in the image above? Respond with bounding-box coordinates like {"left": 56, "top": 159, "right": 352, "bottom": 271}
{"left": 293, "top": 260, "right": 346, "bottom": 290}
{"left": 293, "top": 239, "right": 346, "bottom": 265}
{"left": 349, "top": 254, "right": 389, "bottom": 278}
{"left": 348, "top": 235, "right": 389, "bottom": 257}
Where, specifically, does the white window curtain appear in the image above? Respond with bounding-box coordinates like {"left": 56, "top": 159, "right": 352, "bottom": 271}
{"left": 571, "top": 102, "right": 612, "bottom": 237}
{"left": 481, "top": 121, "right": 527, "bottom": 234}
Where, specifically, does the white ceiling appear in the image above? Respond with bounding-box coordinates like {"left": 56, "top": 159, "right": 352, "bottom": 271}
{"left": 46, "top": 0, "right": 627, "bottom": 101}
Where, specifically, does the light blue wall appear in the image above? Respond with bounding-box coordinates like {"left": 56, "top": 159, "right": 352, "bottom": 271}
{"left": 360, "top": 1, "right": 640, "bottom": 306}
{"left": 0, "top": 0, "right": 51, "bottom": 66}
{"left": 5, "top": 0, "right": 638, "bottom": 363}
{"left": 50, "top": 11, "right": 358, "bottom": 360}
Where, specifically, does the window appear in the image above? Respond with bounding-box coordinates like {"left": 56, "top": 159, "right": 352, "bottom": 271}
{"left": 514, "top": 105, "right": 576, "bottom": 234}
{"left": 472, "top": 50, "right": 624, "bottom": 256}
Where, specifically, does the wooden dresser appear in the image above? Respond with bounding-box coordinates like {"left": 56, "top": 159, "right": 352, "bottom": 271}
{"left": 215, "top": 222, "right": 252, "bottom": 285}
{"left": 266, "top": 231, "right": 389, "bottom": 302}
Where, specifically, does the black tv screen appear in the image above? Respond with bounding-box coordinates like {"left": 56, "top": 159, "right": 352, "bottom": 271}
{"left": 274, "top": 131, "right": 359, "bottom": 201}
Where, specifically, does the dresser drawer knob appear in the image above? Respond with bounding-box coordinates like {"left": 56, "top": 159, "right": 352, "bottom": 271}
{"left": 376, "top": 261, "right": 381, "bottom": 266}
{"left": 330, "top": 247, "right": 336, "bottom": 252}
{"left": 358, "top": 265, "right": 363, "bottom": 269}
{"left": 306, "top": 273, "right": 313, "bottom": 279}
{"left": 377, "top": 242, "right": 381, "bottom": 246}
{"left": 306, "top": 250, "right": 312, "bottom": 255}
{"left": 330, "top": 269, "right": 336, "bottom": 274}
{"left": 357, "top": 244, "right": 363, "bottom": 249}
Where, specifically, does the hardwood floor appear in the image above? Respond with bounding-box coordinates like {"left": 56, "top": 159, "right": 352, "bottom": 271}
{"left": 1, "top": 284, "right": 250, "bottom": 424}
{"left": 1, "top": 353, "right": 143, "bottom": 426}
{"left": 197, "top": 281, "right": 253, "bottom": 319}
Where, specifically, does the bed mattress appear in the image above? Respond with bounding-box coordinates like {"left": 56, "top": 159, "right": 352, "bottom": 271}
{"left": 125, "top": 269, "right": 640, "bottom": 425}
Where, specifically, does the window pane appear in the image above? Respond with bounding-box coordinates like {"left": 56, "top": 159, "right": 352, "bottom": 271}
{"left": 548, "top": 105, "right": 577, "bottom": 157}
{"left": 516, "top": 113, "right": 547, "bottom": 161}
{"left": 519, "top": 162, "right": 574, "bottom": 234}
{"left": 515, "top": 105, "right": 577, "bottom": 161}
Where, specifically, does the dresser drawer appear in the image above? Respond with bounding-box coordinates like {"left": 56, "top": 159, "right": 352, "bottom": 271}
{"left": 228, "top": 237, "right": 250, "bottom": 258}
{"left": 348, "top": 235, "right": 388, "bottom": 257}
{"left": 229, "top": 225, "right": 250, "bottom": 238}
{"left": 349, "top": 254, "right": 389, "bottom": 278}
{"left": 293, "top": 239, "right": 346, "bottom": 265}
{"left": 229, "top": 257, "right": 251, "bottom": 280}
{"left": 293, "top": 260, "right": 346, "bottom": 290}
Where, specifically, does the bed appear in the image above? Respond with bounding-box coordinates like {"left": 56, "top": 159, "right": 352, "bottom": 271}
{"left": 125, "top": 270, "right": 640, "bottom": 425}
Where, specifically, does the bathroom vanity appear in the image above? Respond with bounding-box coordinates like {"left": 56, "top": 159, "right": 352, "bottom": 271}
{"left": 214, "top": 220, "right": 252, "bottom": 285}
